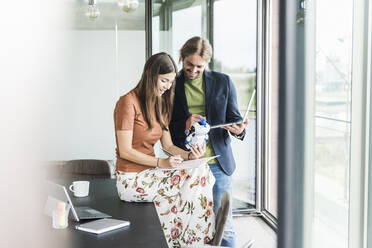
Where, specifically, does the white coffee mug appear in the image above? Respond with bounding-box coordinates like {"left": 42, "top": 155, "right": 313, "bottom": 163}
{"left": 69, "top": 181, "right": 89, "bottom": 197}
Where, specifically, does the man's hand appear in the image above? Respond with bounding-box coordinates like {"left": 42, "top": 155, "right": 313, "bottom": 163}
{"left": 222, "top": 119, "right": 249, "bottom": 135}
{"left": 185, "top": 114, "right": 206, "bottom": 131}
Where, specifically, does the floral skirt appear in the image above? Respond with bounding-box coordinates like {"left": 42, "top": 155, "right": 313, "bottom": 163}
{"left": 116, "top": 163, "right": 216, "bottom": 248}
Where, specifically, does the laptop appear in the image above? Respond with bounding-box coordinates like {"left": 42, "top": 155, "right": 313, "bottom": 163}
{"left": 44, "top": 181, "right": 111, "bottom": 222}
{"left": 210, "top": 88, "right": 256, "bottom": 129}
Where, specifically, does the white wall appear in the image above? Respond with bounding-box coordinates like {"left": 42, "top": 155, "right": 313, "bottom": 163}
{"left": 42, "top": 30, "right": 145, "bottom": 161}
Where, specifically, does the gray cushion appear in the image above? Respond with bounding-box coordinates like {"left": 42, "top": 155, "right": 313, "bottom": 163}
{"left": 44, "top": 159, "right": 112, "bottom": 180}
{"left": 61, "top": 159, "right": 111, "bottom": 179}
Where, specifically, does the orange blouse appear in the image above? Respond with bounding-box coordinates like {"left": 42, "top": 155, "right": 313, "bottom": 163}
{"left": 114, "top": 90, "right": 162, "bottom": 172}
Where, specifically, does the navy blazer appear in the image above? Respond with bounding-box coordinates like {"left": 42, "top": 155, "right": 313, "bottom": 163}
{"left": 169, "top": 70, "right": 244, "bottom": 176}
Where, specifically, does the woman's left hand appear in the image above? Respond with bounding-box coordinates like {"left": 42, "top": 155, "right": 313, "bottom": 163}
{"left": 189, "top": 142, "right": 206, "bottom": 160}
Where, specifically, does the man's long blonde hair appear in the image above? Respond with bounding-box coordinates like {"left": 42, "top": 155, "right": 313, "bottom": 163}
{"left": 179, "top": 36, "right": 213, "bottom": 66}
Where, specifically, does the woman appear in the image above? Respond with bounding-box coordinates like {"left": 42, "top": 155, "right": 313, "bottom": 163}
{"left": 114, "top": 52, "right": 215, "bottom": 247}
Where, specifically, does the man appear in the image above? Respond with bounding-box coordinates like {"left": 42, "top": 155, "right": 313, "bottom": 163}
{"left": 169, "top": 36, "right": 248, "bottom": 247}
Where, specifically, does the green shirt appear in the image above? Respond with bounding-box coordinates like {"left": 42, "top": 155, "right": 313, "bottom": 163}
{"left": 184, "top": 76, "right": 217, "bottom": 164}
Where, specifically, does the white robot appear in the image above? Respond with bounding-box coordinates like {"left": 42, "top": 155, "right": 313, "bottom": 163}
{"left": 185, "top": 117, "right": 210, "bottom": 150}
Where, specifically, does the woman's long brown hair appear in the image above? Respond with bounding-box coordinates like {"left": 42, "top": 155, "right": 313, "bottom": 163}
{"left": 134, "top": 52, "right": 177, "bottom": 130}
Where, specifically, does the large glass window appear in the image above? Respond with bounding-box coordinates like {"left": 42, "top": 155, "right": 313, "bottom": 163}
{"left": 312, "top": 0, "right": 353, "bottom": 246}
{"left": 275, "top": 0, "right": 372, "bottom": 246}
{"left": 213, "top": 0, "right": 257, "bottom": 211}
{"left": 152, "top": 0, "right": 206, "bottom": 58}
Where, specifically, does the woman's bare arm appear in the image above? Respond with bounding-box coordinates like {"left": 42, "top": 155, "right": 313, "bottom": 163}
{"left": 116, "top": 130, "right": 182, "bottom": 168}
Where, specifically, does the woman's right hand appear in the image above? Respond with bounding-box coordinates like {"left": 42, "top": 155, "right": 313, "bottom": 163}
{"left": 189, "top": 142, "right": 206, "bottom": 160}
{"left": 159, "top": 155, "right": 183, "bottom": 168}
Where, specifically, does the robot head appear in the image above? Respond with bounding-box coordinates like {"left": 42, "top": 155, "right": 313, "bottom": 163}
{"left": 194, "top": 119, "right": 210, "bottom": 135}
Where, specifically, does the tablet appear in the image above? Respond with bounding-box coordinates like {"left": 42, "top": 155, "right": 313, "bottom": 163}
{"left": 210, "top": 89, "right": 256, "bottom": 129}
